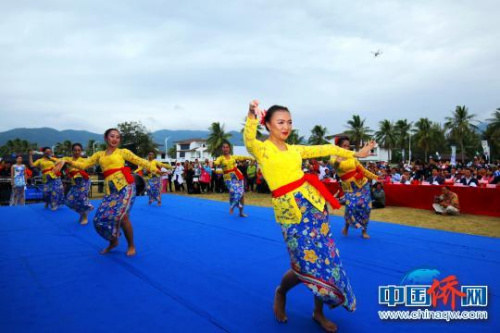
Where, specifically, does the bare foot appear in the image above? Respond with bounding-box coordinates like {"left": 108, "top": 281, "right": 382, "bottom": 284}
{"left": 362, "top": 230, "right": 370, "bottom": 239}
{"left": 313, "top": 312, "right": 338, "bottom": 332}
{"left": 157, "top": 201, "right": 162, "bottom": 206}
{"left": 126, "top": 246, "right": 137, "bottom": 257}
{"left": 80, "top": 214, "right": 88, "bottom": 225}
{"left": 273, "top": 287, "right": 288, "bottom": 323}
{"left": 341, "top": 225, "right": 348, "bottom": 236}
{"left": 100, "top": 239, "right": 119, "bottom": 255}
{"left": 354, "top": 223, "right": 361, "bottom": 229}
{"left": 229, "top": 207, "right": 234, "bottom": 215}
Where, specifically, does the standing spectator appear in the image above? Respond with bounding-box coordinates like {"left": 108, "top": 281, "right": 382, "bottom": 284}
{"left": 433, "top": 186, "right": 460, "bottom": 215}
{"left": 371, "top": 183, "right": 385, "bottom": 209}
{"left": 200, "top": 159, "right": 212, "bottom": 193}
{"left": 247, "top": 160, "right": 257, "bottom": 192}
{"left": 10, "top": 155, "right": 27, "bottom": 206}
{"left": 173, "top": 162, "right": 185, "bottom": 191}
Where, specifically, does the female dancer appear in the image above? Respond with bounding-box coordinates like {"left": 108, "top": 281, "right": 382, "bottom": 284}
{"left": 244, "top": 100, "right": 374, "bottom": 332}
{"left": 331, "top": 136, "right": 378, "bottom": 239}
{"left": 61, "top": 143, "right": 94, "bottom": 224}
{"left": 10, "top": 155, "right": 27, "bottom": 206}
{"left": 29, "top": 147, "right": 64, "bottom": 210}
{"left": 55, "top": 128, "right": 157, "bottom": 256}
{"left": 213, "top": 142, "right": 254, "bottom": 217}
{"left": 136, "top": 152, "right": 172, "bottom": 206}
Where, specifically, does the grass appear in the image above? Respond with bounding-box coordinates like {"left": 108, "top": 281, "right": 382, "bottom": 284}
{"left": 165, "top": 191, "right": 500, "bottom": 238}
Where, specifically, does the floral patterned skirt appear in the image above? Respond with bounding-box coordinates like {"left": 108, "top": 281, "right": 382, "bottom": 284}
{"left": 65, "top": 178, "right": 94, "bottom": 214}
{"left": 43, "top": 177, "right": 65, "bottom": 210}
{"left": 280, "top": 193, "right": 356, "bottom": 311}
{"left": 344, "top": 182, "right": 372, "bottom": 230}
{"left": 146, "top": 176, "right": 162, "bottom": 203}
{"left": 93, "top": 182, "right": 136, "bottom": 241}
{"left": 224, "top": 173, "right": 245, "bottom": 210}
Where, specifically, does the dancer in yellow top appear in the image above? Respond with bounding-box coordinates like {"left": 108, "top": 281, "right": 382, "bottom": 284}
{"left": 244, "top": 100, "right": 374, "bottom": 332}
{"left": 29, "top": 147, "right": 64, "bottom": 210}
{"left": 60, "top": 143, "right": 95, "bottom": 224}
{"left": 331, "top": 136, "right": 378, "bottom": 239}
{"left": 55, "top": 128, "right": 158, "bottom": 256}
{"left": 136, "top": 151, "right": 172, "bottom": 206}
{"left": 213, "top": 143, "right": 254, "bottom": 217}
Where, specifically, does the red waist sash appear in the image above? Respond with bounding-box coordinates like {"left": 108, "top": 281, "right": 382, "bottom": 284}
{"left": 340, "top": 166, "right": 364, "bottom": 181}
{"left": 42, "top": 167, "right": 61, "bottom": 177}
{"left": 102, "top": 167, "right": 134, "bottom": 184}
{"left": 224, "top": 167, "right": 244, "bottom": 180}
{"left": 68, "top": 170, "right": 90, "bottom": 180}
{"left": 272, "top": 173, "right": 341, "bottom": 209}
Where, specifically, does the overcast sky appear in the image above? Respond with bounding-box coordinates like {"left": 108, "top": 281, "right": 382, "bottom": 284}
{"left": 1, "top": 0, "right": 499, "bottom": 136}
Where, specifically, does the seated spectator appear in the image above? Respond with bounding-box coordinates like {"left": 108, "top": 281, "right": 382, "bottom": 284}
{"left": 400, "top": 171, "right": 412, "bottom": 184}
{"left": 427, "top": 168, "right": 444, "bottom": 185}
{"left": 433, "top": 186, "right": 460, "bottom": 215}
{"left": 372, "top": 182, "right": 385, "bottom": 209}
{"left": 391, "top": 167, "right": 401, "bottom": 183}
{"left": 460, "top": 168, "right": 478, "bottom": 187}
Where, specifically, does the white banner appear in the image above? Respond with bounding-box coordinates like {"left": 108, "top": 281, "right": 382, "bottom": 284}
{"left": 450, "top": 146, "right": 457, "bottom": 166}
{"left": 481, "top": 140, "right": 490, "bottom": 156}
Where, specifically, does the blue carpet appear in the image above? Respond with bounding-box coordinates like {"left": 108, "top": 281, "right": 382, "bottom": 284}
{"left": 1, "top": 194, "right": 499, "bottom": 333}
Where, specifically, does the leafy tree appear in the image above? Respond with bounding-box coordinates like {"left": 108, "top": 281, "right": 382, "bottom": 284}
{"left": 345, "top": 115, "right": 372, "bottom": 150}
{"left": 308, "top": 125, "right": 329, "bottom": 145}
{"left": 286, "top": 129, "right": 305, "bottom": 145}
{"left": 207, "top": 122, "right": 232, "bottom": 157}
{"left": 116, "top": 121, "right": 158, "bottom": 156}
{"left": 375, "top": 120, "right": 396, "bottom": 162}
{"left": 444, "top": 105, "right": 478, "bottom": 163}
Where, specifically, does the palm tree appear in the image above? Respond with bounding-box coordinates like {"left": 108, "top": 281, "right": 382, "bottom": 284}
{"left": 395, "top": 119, "right": 412, "bottom": 151}
{"left": 62, "top": 140, "right": 73, "bottom": 155}
{"left": 207, "top": 122, "right": 232, "bottom": 157}
{"left": 444, "top": 105, "right": 478, "bottom": 163}
{"left": 484, "top": 108, "right": 500, "bottom": 159}
{"left": 375, "top": 120, "right": 396, "bottom": 162}
{"left": 286, "top": 129, "right": 305, "bottom": 145}
{"left": 167, "top": 146, "right": 177, "bottom": 159}
{"left": 413, "top": 118, "right": 433, "bottom": 162}
{"left": 345, "top": 115, "right": 372, "bottom": 150}
{"left": 308, "top": 125, "right": 329, "bottom": 145}
{"left": 86, "top": 139, "right": 96, "bottom": 156}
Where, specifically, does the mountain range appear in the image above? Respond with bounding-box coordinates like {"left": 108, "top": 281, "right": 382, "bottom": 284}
{"left": 0, "top": 128, "right": 244, "bottom": 150}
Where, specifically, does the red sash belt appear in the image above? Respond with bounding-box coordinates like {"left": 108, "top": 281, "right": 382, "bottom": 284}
{"left": 340, "top": 166, "right": 364, "bottom": 181}
{"left": 272, "top": 174, "right": 341, "bottom": 209}
{"left": 224, "top": 167, "right": 244, "bottom": 180}
{"left": 68, "top": 170, "right": 90, "bottom": 180}
{"left": 42, "top": 167, "right": 61, "bottom": 177}
{"left": 102, "top": 167, "right": 134, "bottom": 184}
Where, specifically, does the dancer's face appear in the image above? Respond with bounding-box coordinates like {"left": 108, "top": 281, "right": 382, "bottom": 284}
{"left": 222, "top": 143, "right": 231, "bottom": 155}
{"left": 44, "top": 149, "right": 53, "bottom": 157}
{"left": 148, "top": 152, "right": 154, "bottom": 160}
{"left": 267, "top": 110, "right": 292, "bottom": 142}
{"left": 72, "top": 145, "right": 82, "bottom": 158}
{"left": 16, "top": 156, "right": 23, "bottom": 164}
{"left": 105, "top": 130, "right": 121, "bottom": 148}
{"left": 340, "top": 140, "right": 350, "bottom": 150}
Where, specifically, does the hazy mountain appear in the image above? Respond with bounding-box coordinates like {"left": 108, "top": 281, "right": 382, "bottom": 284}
{"left": 0, "top": 128, "right": 244, "bottom": 149}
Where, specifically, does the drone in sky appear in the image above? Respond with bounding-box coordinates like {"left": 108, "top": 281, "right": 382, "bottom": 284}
{"left": 371, "top": 50, "right": 383, "bottom": 58}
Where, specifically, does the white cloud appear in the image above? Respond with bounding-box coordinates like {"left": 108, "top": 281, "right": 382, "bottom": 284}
{"left": 0, "top": 0, "right": 498, "bottom": 137}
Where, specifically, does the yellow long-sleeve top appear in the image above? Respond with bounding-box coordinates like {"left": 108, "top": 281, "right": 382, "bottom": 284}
{"left": 213, "top": 155, "right": 254, "bottom": 181}
{"left": 331, "top": 158, "right": 378, "bottom": 192}
{"left": 61, "top": 157, "right": 87, "bottom": 184}
{"left": 136, "top": 160, "right": 172, "bottom": 179}
{"left": 244, "top": 117, "right": 355, "bottom": 224}
{"left": 71, "top": 148, "right": 155, "bottom": 194}
{"left": 32, "top": 157, "right": 59, "bottom": 183}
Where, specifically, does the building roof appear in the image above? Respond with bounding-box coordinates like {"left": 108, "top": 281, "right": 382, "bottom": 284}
{"left": 174, "top": 138, "right": 207, "bottom": 144}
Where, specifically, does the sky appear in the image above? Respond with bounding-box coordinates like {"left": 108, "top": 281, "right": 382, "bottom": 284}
{"left": 0, "top": 0, "right": 499, "bottom": 136}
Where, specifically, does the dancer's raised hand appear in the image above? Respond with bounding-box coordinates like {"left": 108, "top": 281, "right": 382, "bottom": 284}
{"left": 355, "top": 140, "right": 376, "bottom": 158}
{"left": 248, "top": 99, "right": 265, "bottom": 120}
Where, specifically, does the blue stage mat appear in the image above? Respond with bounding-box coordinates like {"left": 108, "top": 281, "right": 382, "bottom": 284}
{"left": 1, "top": 194, "right": 499, "bottom": 332}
